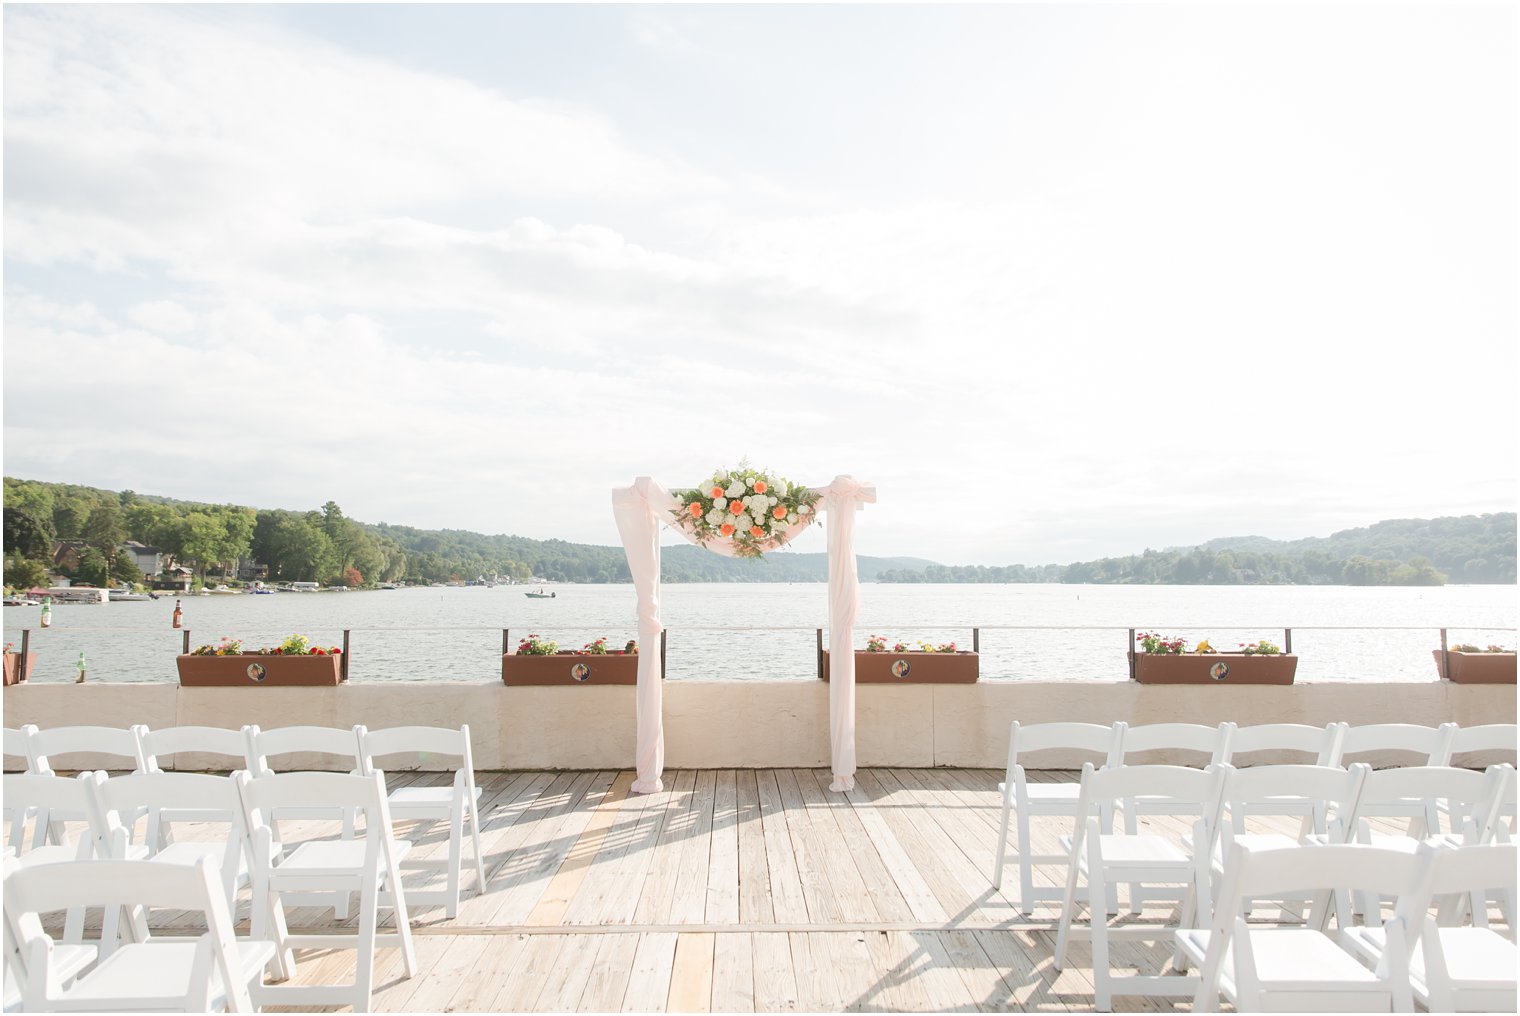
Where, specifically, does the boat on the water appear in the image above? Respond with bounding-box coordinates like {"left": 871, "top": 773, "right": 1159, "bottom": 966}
{"left": 2, "top": 597, "right": 40, "bottom": 607}
{"left": 525, "top": 589, "right": 557, "bottom": 599}
{"left": 108, "top": 588, "right": 153, "bottom": 602}
{"left": 205, "top": 584, "right": 242, "bottom": 595}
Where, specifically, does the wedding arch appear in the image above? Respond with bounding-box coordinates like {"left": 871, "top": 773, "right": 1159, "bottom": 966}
{"left": 611, "top": 471, "right": 876, "bottom": 794}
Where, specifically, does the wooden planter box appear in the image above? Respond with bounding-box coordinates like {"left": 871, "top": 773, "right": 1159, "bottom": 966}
{"left": 1130, "top": 652, "right": 1297, "bottom": 685}
{"left": 176, "top": 654, "right": 343, "bottom": 687}
{"left": 3, "top": 653, "right": 35, "bottom": 686}
{"left": 822, "top": 650, "right": 979, "bottom": 683}
{"left": 502, "top": 652, "right": 639, "bottom": 685}
{"left": 1433, "top": 650, "right": 1517, "bottom": 684}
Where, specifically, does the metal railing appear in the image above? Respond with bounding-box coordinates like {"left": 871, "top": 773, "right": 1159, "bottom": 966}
{"left": 3, "top": 624, "right": 1514, "bottom": 684}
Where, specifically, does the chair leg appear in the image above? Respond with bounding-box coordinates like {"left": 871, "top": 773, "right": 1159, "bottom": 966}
{"left": 469, "top": 797, "right": 487, "bottom": 893}
{"left": 1089, "top": 835, "right": 1112, "bottom": 1012}
{"left": 446, "top": 798, "right": 466, "bottom": 918}
{"left": 991, "top": 792, "right": 1012, "bottom": 890}
{"left": 355, "top": 876, "right": 378, "bottom": 1012}
{"left": 1016, "top": 808, "right": 1036, "bottom": 916}
{"left": 1123, "top": 801, "right": 1141, "bottom": 915}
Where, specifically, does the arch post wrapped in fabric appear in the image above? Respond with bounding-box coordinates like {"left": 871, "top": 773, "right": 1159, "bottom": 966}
{"left": 611, "top": 471, "right": 876, "bottom": 794}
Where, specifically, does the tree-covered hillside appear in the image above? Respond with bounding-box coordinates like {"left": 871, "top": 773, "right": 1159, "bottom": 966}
{"left": 3, "top": 476, "right": 1513, "bottom": 588}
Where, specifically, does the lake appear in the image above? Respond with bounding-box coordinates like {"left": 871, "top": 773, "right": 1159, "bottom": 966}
{"left": 4, "top": 582, "right": 1514, "bottom": 684}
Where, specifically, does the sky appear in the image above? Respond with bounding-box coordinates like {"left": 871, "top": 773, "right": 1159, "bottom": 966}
{"left": 2, "top": 2, "right": 1516, "bottom": 566}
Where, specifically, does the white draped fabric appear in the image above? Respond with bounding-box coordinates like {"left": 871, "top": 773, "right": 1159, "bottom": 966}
{"left": 611, "top": 473, "right": 875, "bottom": 794}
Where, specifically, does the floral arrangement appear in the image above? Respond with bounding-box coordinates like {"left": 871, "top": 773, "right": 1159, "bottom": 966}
{"left": 3, "top": 642, "right": 15, "bottom": 656}
{"left": 189, "top": 633, "right": 341, "bottom": 657}
{"left": 516, "top": 635, "right": 637, "bottom": 656}
{"left": 1451, "top": 643, "right": 1514, "bottom": 653}
{"left": 865, "top": 635, "right": 960, "bottom": 653}
{"left": 671, "top": 462, "right": 819, "bottom": 559}
{"left": 1136, "top": 632, "right": 1187, "bottom": 655}
{"left": 1136, "top": 632, "right": 1286, "bottom": 656}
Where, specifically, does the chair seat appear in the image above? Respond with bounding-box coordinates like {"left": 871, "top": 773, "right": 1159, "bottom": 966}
{"left": 387, "top": 785, "right": 481, "bottom": 816}
{"left": 1178, "top": 928, "right": 1380, "bottom": 992}
{"left": 1065, "top": 834, "right": 1190, "bottom": 868}
{"left": 55, "top": 939, "right": 274, "bottom": 1006}
{"left": 276, "top": 838, "right": 411, "bottom": 876}
{"left": 153, "top": 841, "right": 247, "bottom": 876}
{"left": 1347, "top": 926, "right": 1518, "bottom": 989}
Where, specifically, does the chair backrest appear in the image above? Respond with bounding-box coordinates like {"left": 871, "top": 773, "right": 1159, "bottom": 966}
{"left": 1335, "top": 722, "right": 1456, "bottom": 767}
{"left": 1219, "top": 763, "right": 1365, "bottom": 839}
{"left": 1352, "top": 764, "right": 1497, "bottom": 838}
{"left": 1075, "top": 762, "right": 1227, "bottom": 822}
{"left": 94, "top": 771, "right": 247, "bottom": 872}
{"left": 359, "top": 725, "right": 475, "bottom": 774}
{"left": 1005, "top": 721, "right": 1122, "bottom": 773}
{"left": 3, "top": 855, "right": 251, "bottom": 1012}
{"left": 236, "top": 770, "right": 400, "bottom": 874}
{"left": 3, "top": 726, "right": 36, "bottom": 773}
{"left": 1, "top": 773, "right": 106, "bottom": 857}
{"left": 137, "top": 725, "right": 254, "bottom": 773}
{"left": 247, "top": 725, "right": 363, "bottom": 774}
{"left": 26, "top": 726, "right": 146, "bottom": 775}
{"left": 1446, "top": 724, "right": 1518, "bottom": 768}
{"left": 1115, "top": 722, "right": 1231, "bottom": 765}
{"left": 1223, "top": 723, "right": 1342, "bottom": 766}
{"left": 1427, "top": 841, "right": 1518, "bottom": 899}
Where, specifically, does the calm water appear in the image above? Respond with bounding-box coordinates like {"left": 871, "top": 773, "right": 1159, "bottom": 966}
{"left": 4, "top": 582, "right": 1514, "bottom": 684}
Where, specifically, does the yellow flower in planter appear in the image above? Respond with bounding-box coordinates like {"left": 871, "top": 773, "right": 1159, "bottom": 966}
{"left": 1195, "top": 640, "right": 1216, "bottom": 654}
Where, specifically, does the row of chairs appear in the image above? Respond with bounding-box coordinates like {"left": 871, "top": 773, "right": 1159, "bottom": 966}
{"left": 1046, "top": 759, "right": 1516, "bottom": 1011}
{"left": 991, "top": 720, "right": 1517, "bottom": 912}
{"left": 4, "top": 766, "right": 418, "bottom": 1011}
{"left": 3, "top": 723, "right": 486, "bottom": 919}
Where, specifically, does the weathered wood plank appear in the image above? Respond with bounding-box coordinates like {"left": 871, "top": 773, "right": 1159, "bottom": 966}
{"left": 709, "top": 931, "right": 754, "bottom": 1013}
{"left": 526, "top": 771, "right": 633, "bottom": 925}
{"left": 634, "top": 770, "right": 700, "bottom": 925}
{"left": 754, "top": 770, "right": 810, "bottom": 923}
{"left": 669, "top": 770, "right": 718, "bottom": 924}
{"left": 576, "top": 932, "right": 642, "bottom": 1012}
{"left": 622, "top": 931, "right": 679, "bottom": 1013}
{"left": 666, "top": 932, "right": 715, "bottom": 1013}
{"left": 749, "top": 931, "right": 800, "bottom": 1013}
{"left": 705, "top": 770, "right": 740, "bottom": 925}
{"left": 735, "top": 769, "right": 774, "bottom": 924}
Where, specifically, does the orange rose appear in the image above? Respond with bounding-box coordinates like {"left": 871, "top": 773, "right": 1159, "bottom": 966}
{"left": 772, "top": 505, "right": 787, "bottom": 519}
{"left": 749, "top": 525, "right": 765, "bottom": 537}
{"left": 687, "top": 502, "right": 704, "bottom": 518}
{"left": 719, "top": 523, "right": 735, "bottom": 537}
{"left": 729, "top": 501, "right": 744, "bottom": 515}
{"left": 753, "top": 480, "right": 767, "bottom": 493}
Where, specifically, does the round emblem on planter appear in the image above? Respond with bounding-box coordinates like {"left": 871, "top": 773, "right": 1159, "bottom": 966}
{"left": 246, "top": 662, "right": 267, "bottom": 683}
{"left": 891, "top": 658, "right": 912, "bottom": 679}
{"left": 1209, "top": 662, "right": 1230, "bottom": 681}
{"left": 570, "top": 662, "right": 591, "bottom": 683}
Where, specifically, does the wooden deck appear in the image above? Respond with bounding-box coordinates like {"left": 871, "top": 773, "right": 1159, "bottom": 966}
{"left": 43, "top": 768, "right": 1349, "bottom": 1012}
{"left": 243, "top": 768, "right": 1209, "bottom": 1012}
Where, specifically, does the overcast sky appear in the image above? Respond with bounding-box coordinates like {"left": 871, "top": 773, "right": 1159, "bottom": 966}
{"left": 3, "top": 3, "right": 1515, "bottom": 565}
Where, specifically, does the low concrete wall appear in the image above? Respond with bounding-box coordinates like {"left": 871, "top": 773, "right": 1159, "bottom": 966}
{"left": 4, "top": 680, "right": 1515, "bottom": 771}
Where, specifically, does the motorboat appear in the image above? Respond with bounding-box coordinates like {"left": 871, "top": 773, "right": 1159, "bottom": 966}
{"left": 205, "top": 584, "right": 242, "bottom": 595}
{"left": 524, "top": 589, "right": 557, "bottom": 599}
{"left": 108, "top": 588, "right": 153, "bottom": 602}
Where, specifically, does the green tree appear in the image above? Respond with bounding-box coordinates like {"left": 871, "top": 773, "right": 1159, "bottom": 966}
{"left": 3, "top": 506, "right": 55, "bottom": 560}
{"left": 82, "top": 502, "right": 127, "bottom": 587}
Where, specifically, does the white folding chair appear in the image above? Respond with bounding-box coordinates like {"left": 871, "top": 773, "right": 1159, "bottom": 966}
{"left": 1113, "top": 722, "right": 1232, "bottom": 914}
{"left": 236, "top": 770, "right": 417, "bottom": 1011}
{"left": 3, "top": 726, "right": 38, "bottom": 849}
{"left": 1220, "top": 722, "right": 1344, "bottom": 767}
{"left": 991, "top": 720, "right": 1123, "bottom": 914}
{"left": 93, "top": 772, "right": 251, "bottom": 903}
{"left": 1190, "top": 764, "right": 1366, "bottom": 929}
{"left": 244, "top": 725, "right": 364, "bottom": 916}
{"left": 137, "top": 726, "right": 253, "bottom": 775}
{"left": 358, "top": 725, "right": 486, "bottom": 917}
{"left": 1332, "top": 722, "right": 1458, "bottom": 768}
{"left": 1180, "top": 841, "right": 1436, "bottom": 1013}
{"left": 1, "top": 773, "right": 110, "bottom": 945}
{"left": 3, "top": 855, "right": 271, "bottom": 1012}
{"left": 1342, "top": 843, "right": 1517, "bottom": 1013}
{"left": 25, "top": 726, "right": 148, "bottom": 849}
{"left": 1053, "top": 763, "right": 1227, "bottom": 1011}
{"left": 26, "top": 726, "right": 147, "bottom": 776}
{"left": 3, "top": 863, "right": 97, "bottom": 1015}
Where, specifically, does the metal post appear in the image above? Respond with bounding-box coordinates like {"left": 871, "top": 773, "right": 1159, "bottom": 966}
{"left": 18, "top": 629, "right": 30, "bottom": 682}
{"left": 1284, "top": 628, "right": 1292, "bottom": 654}
{"left": 972, "top": 627, "right": 980, "bottom": 654}
{"left": 660, "top": 629, "right": 667, "bottom": 677}
{"left": 341, "top": 629, "right": 350, "bottom": 682}
{"left": 1440, "top": 627, "right": 1449, "bottom": 680}
{"left": 502, "top": 628, "right": 510, "bottom": 656}
{"left": 182, "top": 629, "right": 190, "bottom": 655}
{"left": 817, "top": 628, "right": 825, "bottom": 680}
{"left": 1127, "top": 627, "right": 1136, "bottom": 681}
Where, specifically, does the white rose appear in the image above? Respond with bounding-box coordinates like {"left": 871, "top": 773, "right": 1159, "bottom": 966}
{"left": 799, "top": 503, "right": 811, "bottom": 514}
{"left": 706, "top": 510, "right": 723, "bottom": 526}
{"left": 713, "top": 497, "right": 727, "bottom": 510}
{"left": 787, "top": 512, "right": 798, "bottom": 524}
{"left": 767, "top": 495, "right": 778, "bottom": 506}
